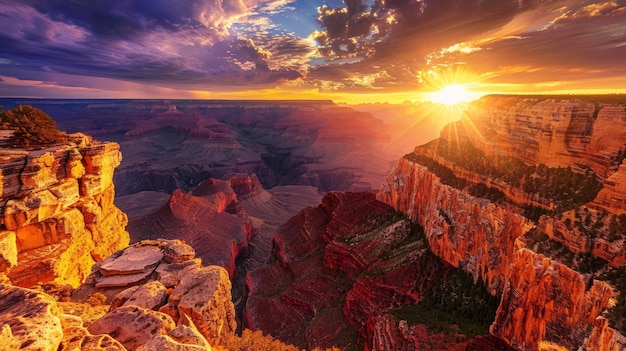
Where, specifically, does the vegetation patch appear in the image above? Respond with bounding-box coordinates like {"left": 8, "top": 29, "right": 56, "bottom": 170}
{"left": 0, "top": 105, "right": 67, "bottom": 148}
{"left": 389, "top": 269, "right": 499, "bottom": 337}
{"left": 406, "top": 138, "right": 603, "bottom": 215}
{"left": 598, "top": 267, "right": 626, "bottom": 336}
{"left": 522, "top": 231, "right": 608, "bottom": 274}
{"left": 403, "top": 152, "right": 469, "bottom": 189}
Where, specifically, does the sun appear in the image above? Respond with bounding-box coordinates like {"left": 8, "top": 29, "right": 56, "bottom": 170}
{"left": 429, "top": 84, "right": 474, "bottom": 105}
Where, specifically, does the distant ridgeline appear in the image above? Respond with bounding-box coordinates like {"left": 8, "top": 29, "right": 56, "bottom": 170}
{"left": 0, "top": 105, "right": 67, "bottom": 148}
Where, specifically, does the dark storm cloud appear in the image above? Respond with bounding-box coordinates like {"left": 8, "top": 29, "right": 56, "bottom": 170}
{"left": 0, "top": 0, "right": 308, "bottom": 89}
{"left": 12, "top": 0, "right": 248, "bottom": 39}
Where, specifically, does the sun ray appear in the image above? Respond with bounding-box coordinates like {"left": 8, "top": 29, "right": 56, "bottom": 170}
{"left": 429, "top": 84, "right": 474, "bottom": 105}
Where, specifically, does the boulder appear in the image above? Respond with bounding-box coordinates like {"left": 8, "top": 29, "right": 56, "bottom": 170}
{"left": 166, "top": 264, "right": 236, "bottom": 344}
{"left": 0, "top": 230, "right": 18, "bottom": 272}
{"left": 88, "top": 305, "right": 176, "bottom": 350}
{"left": 59, "top": 312, "right": 126, "bottom": 351}
{"left": 120, "top": 280, "right": 168, "bottom": 310}
{"left": 0, "top": 283, "right": 63, "bottom": 351}
{"left": 99, "top": 245, "right": 164, "bottom": 276}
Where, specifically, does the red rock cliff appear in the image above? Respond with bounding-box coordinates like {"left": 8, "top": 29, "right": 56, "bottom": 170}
{"left": 378, "top": 96, "right": 626, "bottom": 351}
{"left": 0, "top": 133, "right": 129, "bottom": 287}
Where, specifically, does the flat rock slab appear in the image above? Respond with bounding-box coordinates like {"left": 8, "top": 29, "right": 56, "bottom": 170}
{"left": 100, "top": 246, "right": 164, "bottom": 276}
{"left": 95, "top": 270, "right": 154, "bottom": 288}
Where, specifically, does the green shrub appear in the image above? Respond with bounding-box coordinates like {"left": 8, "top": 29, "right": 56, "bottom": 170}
{"left": 0, "top": 105, "right": 66, "bottom": 147}
{"left": 389, "top": 269, "right": 499, "bottom": 337}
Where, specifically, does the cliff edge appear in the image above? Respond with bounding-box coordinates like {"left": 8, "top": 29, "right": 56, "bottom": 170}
{"left": 0, "top": 133, "right": 129, "bottom": 287}
{"left": 378, "top": 96, "right": 626, "bottom": 351}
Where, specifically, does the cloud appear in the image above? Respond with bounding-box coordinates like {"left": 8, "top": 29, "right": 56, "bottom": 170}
{"left": 1, "top": 0, "right": 625, "bottom": 97}
{"left": 450, "top": 0, "right": 626, "bottom": 89}
{"left": 307, "top": 0, "right": 626, "bottom": 93}
{"left": 0, "top": 0, "right": 309, "bottom": 91}
{"left": 307, "top": 0, "right": 556, "bottom": 91}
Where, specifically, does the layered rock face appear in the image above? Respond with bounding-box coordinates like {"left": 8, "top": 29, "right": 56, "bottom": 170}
{"left": 127, "top": 175, "right": 254, "bottom": 277}
{"left": 459, "top": 97, "right": 626, "bottom": 210}
{"left": 0, "top": 134, "right": 129, "bottom": 287}
{"left": 246, "top": 191, "right": 510, "bottom": 350}
{"left": 378, "top": 96, "right": 626, "bottom": 350}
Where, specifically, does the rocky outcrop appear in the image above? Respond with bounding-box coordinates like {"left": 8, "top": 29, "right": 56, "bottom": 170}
{"left": 0, "top": 239, "right": 241, "bottom": 351}
{"left": 491, "top": 249, "right": 614, "bottom": 351}
{"left": 361, "top": 314, "right": 517, "bottom": 351}
{"left": 457, "top": 97, "right": 626, "bottom": 210}
{"left": 74, "top": 239, "right": 236, "bottom": 346}
{"left": 88, "top": 305, "right": 177, "bottom": 350}
{"left": 378, "top": 158, "right": 533, "bottom": 295}
{"left": 0, "top": 134, "right": 129, "bottom": 287}
{"left": 457, "top": 98, "right": 622, "bottom": 176}
{"left": 0, "top": 283, "right": 63, "bottom": 350}
{"left": 378, "top": 96, "right": 626, "bottom": 350}
{"left": 127, "top": 176, "right": 253, "bottom": 277}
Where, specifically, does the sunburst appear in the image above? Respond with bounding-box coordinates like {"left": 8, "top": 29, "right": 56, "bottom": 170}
{"left": 429, "top": 84, "right": 474, "bottom": 105}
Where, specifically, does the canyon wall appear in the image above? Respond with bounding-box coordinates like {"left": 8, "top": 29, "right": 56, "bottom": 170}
{"left": 378, "top": 97, "right": 626, "bottom": 351}
{"left": 0, "top": 134, "right": 129, "bottom": 287}
{"left": 246, "top": 191, "right": 512, "bottom": 350}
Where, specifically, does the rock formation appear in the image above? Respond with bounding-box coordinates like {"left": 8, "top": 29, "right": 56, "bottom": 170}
{"left": 378, "top": 96, "right": 626, "bottom": 350}
{"left": 127, "top": 176, "right": 254, "bottom": 277}
{"left": 0, "top": 283, "right": 64, "bottom": 350}
{"left": 246, "top": 191, "right": 509, "bottom": 350}
{"left": 0, "top": 238, "right": 305, "bottom": 351}
{"left": 0, "top": 133, "right": 129, "bottom": 287}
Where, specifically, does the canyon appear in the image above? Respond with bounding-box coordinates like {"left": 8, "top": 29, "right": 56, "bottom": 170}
{"left": 2, "top": 96, "right": 626, "bottom": 350}
{"left": 377, "top": 96, "right": 626, "bottom": 350}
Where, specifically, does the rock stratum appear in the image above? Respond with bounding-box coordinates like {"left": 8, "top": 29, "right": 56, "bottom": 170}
{"left": 127, "top": 175, "right": 255, "bottom": 277}
{"left": 378, "top": 96, "right": 626, "bottom": 351}
{"left": 0, "top": 133, "right": 129, "bottom": 287}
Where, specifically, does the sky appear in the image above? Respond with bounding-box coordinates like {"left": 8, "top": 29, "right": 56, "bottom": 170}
{"left": 0, "top": 0, "right": 625, "bottom": 103}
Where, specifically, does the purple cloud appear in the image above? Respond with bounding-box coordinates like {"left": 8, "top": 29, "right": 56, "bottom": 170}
{"left": 0, "top": 0, "right": 310, "bottom": 90}
{"left": 0, "top": 0, "right": 624, "bottom": 96}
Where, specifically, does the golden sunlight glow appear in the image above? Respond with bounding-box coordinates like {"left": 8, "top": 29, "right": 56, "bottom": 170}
{"left": 429, "top": 84, "right": 474, "bottom": 105}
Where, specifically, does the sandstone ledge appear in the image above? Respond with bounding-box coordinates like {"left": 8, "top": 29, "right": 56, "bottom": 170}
{"left": 0, "top": 134, "right": 129, "bottom": 287}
